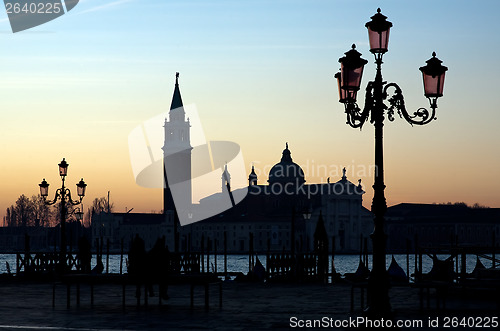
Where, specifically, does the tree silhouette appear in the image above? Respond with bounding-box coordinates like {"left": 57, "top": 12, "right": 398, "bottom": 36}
{"left": 31, "top": 194, "right": 51, "bottom": 226}
{"left": 5, "top": 194, "right": 52, "bottom": 227}
{"left": 91, "top": 196, "right": 114, "bottom": 215}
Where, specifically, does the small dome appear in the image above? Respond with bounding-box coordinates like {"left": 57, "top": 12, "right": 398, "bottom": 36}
{"left": 268, "top": 143, "right": 305, "bottom": 186}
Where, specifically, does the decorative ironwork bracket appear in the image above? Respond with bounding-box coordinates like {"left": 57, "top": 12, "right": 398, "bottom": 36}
{"left": 343, "top": 81, "right": 438, "bottom": 128}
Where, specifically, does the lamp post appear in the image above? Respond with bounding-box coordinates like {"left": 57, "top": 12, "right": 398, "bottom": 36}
{"left": 334, "top": 8, "right": 447, "bottom": 315}
{"left": 39, "top": 158, "right": 87, "bottom": 272}
{"left": 69, "top": 207, "right": 84, "bottom": 248}
{"left": 291, "top": 205, "right": 312, "bottom": 255}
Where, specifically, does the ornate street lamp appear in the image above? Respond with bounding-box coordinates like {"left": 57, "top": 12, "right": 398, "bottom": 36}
{"left": 338, "top": 45, "right": 368, "bottom": 100}
{"left": 76, "top": 178, "right": 87, "bottom": 198}
{"left": 39, "top": 158, "right": 87, "bottom": 272}
{"left": 420, "top": 52, "right": 448, "bottom": 109}
{"left": 73, "top": 208, "right": 84, "bottom": 222}
{"left": 58, "top": 158, "right": 68, "bottom": 177}
{"left": 365, "top": 8, "right": 392, "bottom": 56}
{"left": 334, "top": 8, "right": 447, "bottom": 315}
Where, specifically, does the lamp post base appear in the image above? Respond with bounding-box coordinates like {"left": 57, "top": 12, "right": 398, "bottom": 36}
{"left": 365, "top": 225, "right": 391, "bottom": 317}
{"left": 365, "top": 271, "right": 392, "bottom": 318}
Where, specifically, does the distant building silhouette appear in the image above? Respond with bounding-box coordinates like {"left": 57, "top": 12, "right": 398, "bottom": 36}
{"left": 89, "top": 199, "right": 500, "bottom": 254}
{"left": 385, "top": 203, "right": 500, "bottom": 252}
{"left": 92, "top": 213, "right": 166, "bottom": 251}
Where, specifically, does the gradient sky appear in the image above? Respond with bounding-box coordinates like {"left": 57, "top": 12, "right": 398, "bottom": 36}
{"left": 1, "top": 0, "right": 499, "bottom": 223}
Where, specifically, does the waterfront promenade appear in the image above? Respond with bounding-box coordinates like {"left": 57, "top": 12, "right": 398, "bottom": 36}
{"left": 0, "top": 279, "right": 497, "bottom": 330}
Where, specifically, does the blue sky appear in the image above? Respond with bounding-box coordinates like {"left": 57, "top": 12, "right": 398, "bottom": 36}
{"left": 1, "top": 0, "right": 500, "bottom": 220}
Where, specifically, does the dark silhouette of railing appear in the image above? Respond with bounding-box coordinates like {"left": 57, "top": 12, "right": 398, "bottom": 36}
{"left": 265, "top": 252, "right": 327, "bottom": 282}
{"left": 169, "top": 253, "right": 200, "bottom": 274}
{"left": 16, "top": 252, "right": 79, "bottom": 274}
{"left": 15, "top": 251, "right": 203, "bottom": 275}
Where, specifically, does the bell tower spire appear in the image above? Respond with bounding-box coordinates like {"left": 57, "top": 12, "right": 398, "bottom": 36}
{"left": 222, "top": 163, "right": 231, "bottom": 192}
{"left": 248, "top": 164, "right": 258, "bottom": 186}
{"left": 170, "top": 72, "right": 184, "bottom": 113}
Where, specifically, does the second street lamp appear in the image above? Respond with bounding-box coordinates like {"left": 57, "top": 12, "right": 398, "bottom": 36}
{"left": 39, "top": 158, "right": 87, "bottom": 272}
{"left": 334, "top": 8, "right": 447, "bottom": 316}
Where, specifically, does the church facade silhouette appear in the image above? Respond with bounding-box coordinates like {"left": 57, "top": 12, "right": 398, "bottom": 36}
{"left": 92, "top": 74, "right": 373, "bottom": 253}
{"left": 183, "top": 142, "right": 374, "bottom": 253}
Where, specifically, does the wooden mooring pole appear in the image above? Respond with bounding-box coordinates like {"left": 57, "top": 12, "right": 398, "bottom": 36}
{"left": 249, "top": 232, "right": 254, "bottom": 273}
{"left": 331, "top": 236, "right": 336, "bottom": 283}
{"left": 224, "top": 231, "right": 228, "bottom": 277}
{"left": 201, "top": 235, "right": 205, "bottom": 273}
{"left": 492, "top": 232, "right": 496, "bottom": 268}
{"left": 106, "top": 238, "right": 110, "bottom": 274}
{"left": 120, "top": 238, "right": 124, "bottom": 275}
{"left": 214, "top": 239, "right": 218, "bottom": 274}
{"left": 206, "top": 237, "right": 210, "bottom": 273}
{"left": 406, "top": 238, "right": 410, "bottom": 282}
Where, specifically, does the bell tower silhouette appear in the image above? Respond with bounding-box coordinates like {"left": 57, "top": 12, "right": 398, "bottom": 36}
{"left": 221, "top": 164, "right": 231, "bottom": 192}
{"left": 162, "top": 72, "right": 192, "bottom": 214}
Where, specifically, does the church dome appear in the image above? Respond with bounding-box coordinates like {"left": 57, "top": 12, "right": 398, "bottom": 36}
{"left": 268, "top": 143, "right": 305, "bottom": 186}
